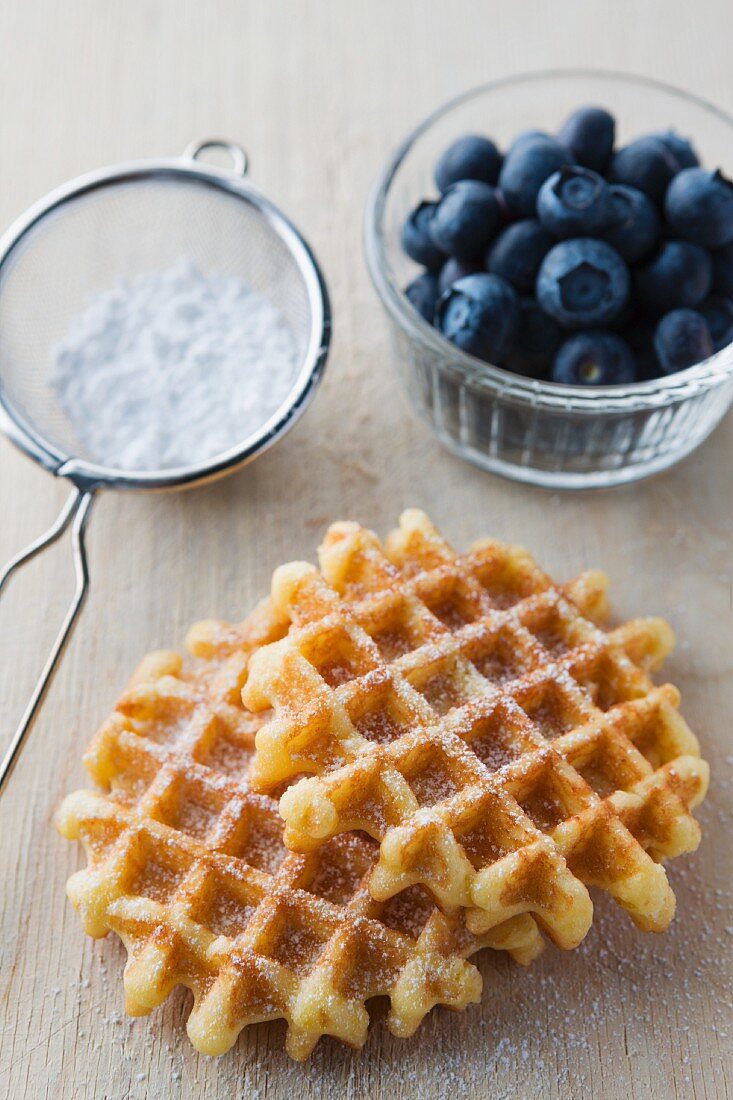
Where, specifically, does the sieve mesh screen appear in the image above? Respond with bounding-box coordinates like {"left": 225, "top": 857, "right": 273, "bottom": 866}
{"left": 0, "top": 174, "right": 313, "bottom": 470}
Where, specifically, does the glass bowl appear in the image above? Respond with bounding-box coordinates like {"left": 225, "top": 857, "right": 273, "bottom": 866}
{"left": 364, "top": 70, "right": 733, "bottom": 488}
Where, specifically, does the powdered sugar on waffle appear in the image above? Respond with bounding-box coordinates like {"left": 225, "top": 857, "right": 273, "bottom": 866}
{"left": 50, "top": 260, "right": 298, "bottom": 471}
{"left": 56, "top": 848, "right": 731, "bottom": 1099}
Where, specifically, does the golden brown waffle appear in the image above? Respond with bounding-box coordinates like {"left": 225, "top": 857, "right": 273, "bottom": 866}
{"left": 245, "top": 510, "right": 708, "bottom": 949}
{"left": 56, "top": 601, "right": 543, "bottom": 1060}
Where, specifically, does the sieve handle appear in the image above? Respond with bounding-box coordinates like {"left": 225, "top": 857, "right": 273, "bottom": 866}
{"left": 0, "top": 487, "right": 95, "bottom": 793}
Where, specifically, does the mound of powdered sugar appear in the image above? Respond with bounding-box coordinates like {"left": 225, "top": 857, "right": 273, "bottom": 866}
{"left": 50, "top": 260, "right": 298, "bottom": 471}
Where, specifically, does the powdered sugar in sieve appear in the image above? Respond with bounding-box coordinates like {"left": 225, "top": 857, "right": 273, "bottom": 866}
{"left": 50, "top": 259, "right": 298, "bottom": 471}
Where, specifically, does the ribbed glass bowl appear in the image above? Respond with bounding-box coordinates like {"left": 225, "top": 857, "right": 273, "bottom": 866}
{"left": 364, "top": 70, "right": 733, "bottom": 488}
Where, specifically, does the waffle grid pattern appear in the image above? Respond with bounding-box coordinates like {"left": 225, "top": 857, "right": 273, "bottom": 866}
{"left": 245, "top": 510, "right": 708, "bottom": 947}
{"left": 56, "top": 606, "right": 542, "bottom": 1060}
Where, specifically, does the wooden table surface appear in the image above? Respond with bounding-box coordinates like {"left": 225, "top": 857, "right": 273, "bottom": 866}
{"left": 1, "top": 2, "right": 731, "bottom": 1097}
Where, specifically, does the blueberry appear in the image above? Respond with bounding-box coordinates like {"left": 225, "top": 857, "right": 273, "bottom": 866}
{"left": 536, "top": 239, "right": 630, "bottom": 328}
{"left": 537, "top": 167, "right": 613, "bottom": 239}
{"left": 557, "top": 106, "right": 615, "bottom": 174}
{"left": 504, "top": 297, "right": 563, "bottom": 377}
{"left": 610, "top": 136, "right": 680, "bottom": 204}
{"left": 713, "top": 241, "right": 733, "bottom": 297}
{"left": 551, "top": 331, "right": 636, "bottom": 385}
{"left": 665, "top": 168, "right": 733, "bottom": 248}
{"left": 401, "top": 201, "right": 445, "bottom": 271}
{"left": 635, "top": 241, "right": 712, "bottom": 315}
{"left": 699, "top": 295, "right": 733, "bottom": 351}
{"left": 498, "top": 136, "right": 571, "bottom": 218}
{"left": 485, "top": 219, "right": 554, "bottom": 293}
{"left": 506, "top": 129, "right": 550, "bottom": 155}
{"left": 438, "top": 257, "right": 481, "bottom": 295}
{"left": 653, "top": 309, "right": 713, "bottom": 373}
{"left": 435, "top": 134, "right": 502, "bottom": 192}
{"left": 429, "top": 180, "right": 503, "bottom": 261}
{"left": 657, "top": 130, "right": 699, "bottom": 170}
{"left": 435, "top": 273, "right": 519, "bottom": 362}
{"left": 603, "top": 185, "right": 660, "bottom": 263}
{"left": 405, "top": 273, "right": 440, "bottom": 323}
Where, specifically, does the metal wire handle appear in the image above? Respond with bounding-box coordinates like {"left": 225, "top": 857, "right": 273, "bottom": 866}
{"left": 0, "top": 487, "right": 94, "bottom": 791}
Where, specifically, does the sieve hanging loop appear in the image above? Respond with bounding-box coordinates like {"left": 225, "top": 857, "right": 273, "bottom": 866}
{"left": 0, "top": 489, "right": 95, "bottom": 791}
{"left": 183, "top": 138, "right": 248, "bottom": 177}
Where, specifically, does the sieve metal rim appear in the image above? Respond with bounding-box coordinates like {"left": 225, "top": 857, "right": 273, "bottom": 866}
{"left": 0, "top": 144, "right": 332, "bottom": 491}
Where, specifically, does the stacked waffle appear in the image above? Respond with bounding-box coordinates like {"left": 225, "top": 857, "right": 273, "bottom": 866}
{"left": 57, "top": 510, "right": 709, "bottom": 1059}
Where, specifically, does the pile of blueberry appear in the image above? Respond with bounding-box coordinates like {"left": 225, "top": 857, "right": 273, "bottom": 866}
{"left": 402, "top": 106, "right": 733, "bottom": 385}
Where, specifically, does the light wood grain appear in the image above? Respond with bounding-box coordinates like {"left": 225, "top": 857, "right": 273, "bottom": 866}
{"left": 0, "top": 1, "right": 732, "bottom": 1097}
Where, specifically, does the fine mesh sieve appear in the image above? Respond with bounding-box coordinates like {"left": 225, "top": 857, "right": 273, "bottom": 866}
{"left": 0, "top": 139, "right": 331, "bottom": 791}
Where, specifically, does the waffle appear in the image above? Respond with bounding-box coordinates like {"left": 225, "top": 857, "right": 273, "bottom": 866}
{"left": 55, "top": 601, "right": 543, "bottom": 1060}
{"left": 245, "top": 510, "right": 709, "bottom": 948}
